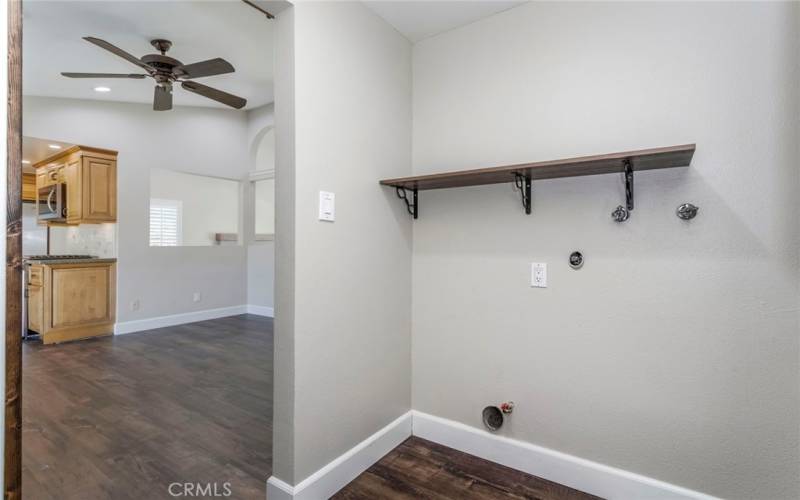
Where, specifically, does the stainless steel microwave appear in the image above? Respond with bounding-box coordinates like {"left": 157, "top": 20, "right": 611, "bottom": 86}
{"left": 38, "top": 183, "right": 67, "bottom": 221}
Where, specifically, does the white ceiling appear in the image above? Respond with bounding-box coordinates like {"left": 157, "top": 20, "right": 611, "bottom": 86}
{"left": 363, "top": 1, "right": 525, "bottom": 42}
{"left": 22, "top": 1, "right": 276, "bottom": 110}
{"left": 22, "top": 137, "right": 75, "bottom": 172}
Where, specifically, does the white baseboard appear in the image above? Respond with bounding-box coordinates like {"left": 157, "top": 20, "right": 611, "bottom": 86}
{"left": 412, "top": 411, "right": 719, "bottom": 500}
{"left": 114, "top": 305, "right": 248, "bottom": 335}
{"left": 265, "top": 477, "right": 293, "bottom": 500}
{"left": 266, "top": 411, "right": 412, "bottom": 500}
{"left": 246, "top": 304, "right": 274, "bottom": 317}
{"left": 266, "top": 410, "right": 717, "bottom": 500}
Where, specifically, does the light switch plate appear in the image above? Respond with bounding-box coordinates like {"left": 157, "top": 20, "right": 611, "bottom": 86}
{"left": 319, "top": 191, "right": 335, "bottom": 222}
{"left": 531, "top": 263, "right": 547, "bottom": 288}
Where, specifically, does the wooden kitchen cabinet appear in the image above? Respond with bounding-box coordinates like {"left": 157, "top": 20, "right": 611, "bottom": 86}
{"left": 78, "top": 155, "right": 116, "bottom": 222}
{"left": 26, "top": 264, "right": 44, "bottom": 334}
{"left": 34, "top": 145, "right": 118, "bottom": 225}
{"left": 22, "top": 173, "right": 36, "bottom": 202}
{"left": 27, "top": 285, "right": 43, "bottom": 333}
{"left": 26, "top": 260, "right": 116, "bottom": 344}
{"left": 36, "top": 163, "right": 65, "bottom": 188}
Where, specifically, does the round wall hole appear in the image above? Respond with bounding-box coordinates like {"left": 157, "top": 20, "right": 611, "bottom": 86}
{"left": 482, "top": 406, "right": 504, "bottom": 431}
{"left": 569, "top": 251, "right": 584, "bottom": 269}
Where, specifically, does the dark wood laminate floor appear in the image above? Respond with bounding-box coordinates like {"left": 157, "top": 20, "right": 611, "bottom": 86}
{"left": 334, "top": 437, "right": 602, "bottom": 500}
{"left": 22, "top": 314, "right": 273, "bottom": 500}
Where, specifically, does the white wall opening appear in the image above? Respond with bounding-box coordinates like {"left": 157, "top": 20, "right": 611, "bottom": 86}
{"left": 149, "top": 168, "right": 241, "bottom": 247}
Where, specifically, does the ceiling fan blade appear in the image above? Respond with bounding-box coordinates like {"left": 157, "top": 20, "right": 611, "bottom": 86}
{"left": 83, "top": 37, "right": 154, "bottom": 72}
{"left": 181, "top": 81, "right": 246, "bottom": 109}
{"left": 174, "top": 58, "right": 235, "bottom": 79}
{"left": 61, "top": 72, "right": 147, "bottom": 79}
{"left": 154, "top": 85, "right": 172, "bottom": 111}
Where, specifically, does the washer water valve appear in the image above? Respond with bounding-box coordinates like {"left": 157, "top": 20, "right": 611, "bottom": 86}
{"left": 482, "top": 401, "right": 515, "bottom": 431}
{"left": 676, "top": 203, "right": 699, "bottom": 220}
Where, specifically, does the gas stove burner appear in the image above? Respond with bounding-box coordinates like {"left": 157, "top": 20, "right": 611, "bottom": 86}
{"left": 25, "top": 255, "right": 96, "bottom": 260}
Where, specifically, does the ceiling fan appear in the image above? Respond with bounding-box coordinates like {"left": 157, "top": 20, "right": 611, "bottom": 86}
{"left": 61, "top": 37, "right": 247, "bottom": 111}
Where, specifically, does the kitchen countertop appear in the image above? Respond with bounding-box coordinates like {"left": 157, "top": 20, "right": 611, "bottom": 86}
{"left": 24, "top": 258, "right": 117, "bottom": 265}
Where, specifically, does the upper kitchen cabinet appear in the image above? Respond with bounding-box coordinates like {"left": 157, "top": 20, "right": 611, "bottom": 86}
{"left": 22, "top": 173, "right": 36, "bottom": 202}
{"left": 34, "top": 145, "right": 117, "bottom": 225}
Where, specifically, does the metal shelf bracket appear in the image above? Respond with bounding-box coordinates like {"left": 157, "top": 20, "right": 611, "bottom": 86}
{"left": 513, "top": 173, "right": 532, "bottom": 215}
{"left": 396, "top": 186, "right": 418, "bottom": 219}
{"left": 612, "top": 159, "right": 634, "bottom": 222}
{"left": 624, "top": 158, "right": 634, "bottom": 211}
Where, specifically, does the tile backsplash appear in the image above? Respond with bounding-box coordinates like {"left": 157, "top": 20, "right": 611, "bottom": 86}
{"left": 49, "top": 223, "right": 116, "bottom": 257}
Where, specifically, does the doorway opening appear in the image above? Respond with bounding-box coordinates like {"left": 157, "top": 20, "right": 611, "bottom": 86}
{"left": 6, "top": 1, "right": 282, "bottom": 498}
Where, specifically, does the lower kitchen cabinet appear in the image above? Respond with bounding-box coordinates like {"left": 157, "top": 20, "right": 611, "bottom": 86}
{"left": 26, "top": 261, "right": 116, "bottom": 344}
{"left": 27, "top": 283, "right": 43, "bottom": 333}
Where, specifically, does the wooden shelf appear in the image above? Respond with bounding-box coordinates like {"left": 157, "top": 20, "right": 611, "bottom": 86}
{"left": 380, "top": 144, "right": 695, "bottom": 191}
{"left": 380, "top": 144, "right": 695, "bottom": 219}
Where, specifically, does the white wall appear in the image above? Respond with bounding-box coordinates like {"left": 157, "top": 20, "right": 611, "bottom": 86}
{"left": 411, "top": 3, "right": 799, "bottom": 500}
{"left": 246, "top": 239, "right": 274, "bottom": 311}
{"left": 255, "top": 130, "right": 276, "bottom": 173}
{"left": 247, "top": 101, "right": 276, "bottom": 154}
{"left": 23, "top": 96, "right": 250, "bottom": 322}
{"left": 271, "top": 1, "right": 412, "bottom": 485}
{"left": 272, "top": 4, "right": 296, "bottom": 484}
{"left": 150, "top": 168, "right": 240, "bottom": 246}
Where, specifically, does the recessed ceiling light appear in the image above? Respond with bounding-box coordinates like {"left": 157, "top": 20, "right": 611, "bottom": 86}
{"left": 94, "top": 86, "right": 111, "bottom": 93}
{"left": 22, "top": 160, "right": 30, "bottom": 164}
{"left": 48, "top": 144, "right": 61, "bottom": 150}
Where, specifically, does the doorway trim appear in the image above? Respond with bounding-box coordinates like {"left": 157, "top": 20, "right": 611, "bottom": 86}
{"left": 5, "top": 0, "right": 23, "bottom": 498}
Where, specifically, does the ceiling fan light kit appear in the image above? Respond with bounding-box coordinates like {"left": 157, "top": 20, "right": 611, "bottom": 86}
{"left": 61, "top": 37, "right": 247, "bottom": 111}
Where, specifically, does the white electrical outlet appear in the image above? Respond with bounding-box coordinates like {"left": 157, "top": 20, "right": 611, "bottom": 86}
{"left": 130, "top": 299, "right": 140, "bottom": 311}
{"left": 531, "top": 263, "right": 547, "bottom": 288}
{"left": 319, "top": 191, "right": 335, "bottom": 221}
{"left": 193, "top": 292, "right": 202, "bottom": 303}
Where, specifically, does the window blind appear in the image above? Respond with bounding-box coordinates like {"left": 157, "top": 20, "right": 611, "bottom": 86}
{"left": 150, "top": 199, "right": 182, "bottom": 246}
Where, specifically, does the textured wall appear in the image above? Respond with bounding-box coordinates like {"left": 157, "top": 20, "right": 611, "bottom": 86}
{"left": 285, "top": 1, "right": 413, "bottom": 483}
{"left": 411, "top": 3, "right": 800, "bottom": 499}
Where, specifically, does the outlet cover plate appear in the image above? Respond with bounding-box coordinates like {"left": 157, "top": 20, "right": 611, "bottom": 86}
{"left": 319, "top": 191, "right": 335, "bottom": 222}
{"left": 531, "top": 263, "right": 547, "bottom": 288}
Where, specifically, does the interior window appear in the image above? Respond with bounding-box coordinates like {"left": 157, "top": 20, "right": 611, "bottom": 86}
{"left": 149, "top": 168, "right": 240, "bottom": 246}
